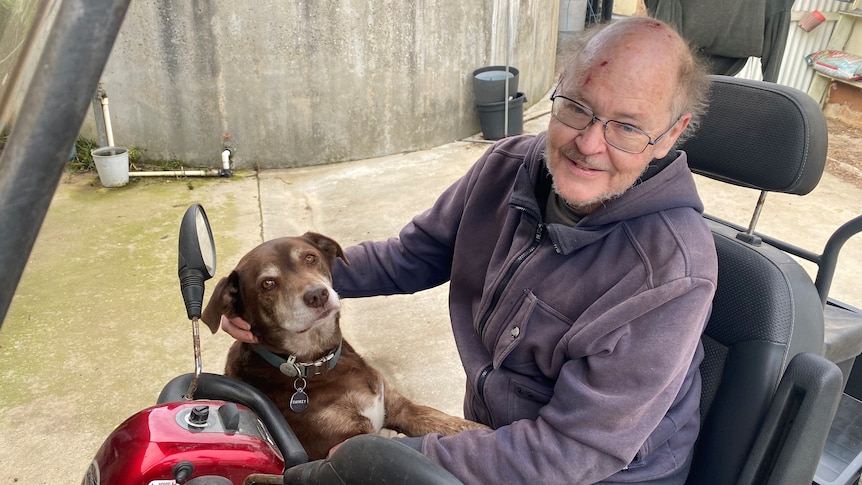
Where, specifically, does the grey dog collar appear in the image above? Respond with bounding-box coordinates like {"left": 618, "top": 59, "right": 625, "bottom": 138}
{"left": 252, "top": 341, "right": 343, "bottom": 379}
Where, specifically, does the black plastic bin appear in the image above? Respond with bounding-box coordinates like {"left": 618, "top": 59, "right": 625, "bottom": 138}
{"left": 475, "top": 92, "right": 526, "bottom": 140}
{"left": 472, "top": 66, "right": 519, "bottom": 104}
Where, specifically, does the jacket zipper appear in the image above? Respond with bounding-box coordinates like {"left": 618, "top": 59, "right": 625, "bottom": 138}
{"left": 477, "top": 220, "right": 544, "bottom": 337}
{"left": 476, "top": 364, "right": 495, "bottom": 428}
{"left": 474, "top": 219, "right": 544, "bottom": 429}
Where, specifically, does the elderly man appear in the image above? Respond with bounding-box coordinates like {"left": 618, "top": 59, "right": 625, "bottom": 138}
{"left": 225, "top": 17, "right": 716, "bottom": 484}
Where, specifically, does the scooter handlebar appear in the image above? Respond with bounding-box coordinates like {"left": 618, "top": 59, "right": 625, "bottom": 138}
{"left": 283, "top": 433, "right": 463, "bottom": 485}
{"left": 158, "top": 372, "right": 308, "bottom": 467}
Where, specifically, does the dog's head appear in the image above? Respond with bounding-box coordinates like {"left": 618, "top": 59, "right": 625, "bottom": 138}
{"left": 201, "top": 232, "right": 349, "bottom": 355}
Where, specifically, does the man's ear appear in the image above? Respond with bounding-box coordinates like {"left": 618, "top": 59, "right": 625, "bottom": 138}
{"left": 301, "top": 232, "right": 350, "bottom": 266}
{"left": 654, "top": 113, "right": 692, "bottom": 159}
{"left": 201, "top": 271, "right": 243, "bottom": 334}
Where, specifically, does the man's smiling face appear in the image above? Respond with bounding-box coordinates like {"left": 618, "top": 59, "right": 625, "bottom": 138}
{"left": 545, "top": 21, "right": 690, "bottom": 214}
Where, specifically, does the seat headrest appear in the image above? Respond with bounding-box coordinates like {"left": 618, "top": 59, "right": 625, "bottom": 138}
{"left": 679, "top": 75, "right": 827, "bottom": 195}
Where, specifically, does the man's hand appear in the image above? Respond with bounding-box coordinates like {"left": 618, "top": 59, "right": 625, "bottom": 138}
{"left": 220, "top": 314, "right": 259, "bottom": 343}
{"left": 327, "top": 429, "right": 406, "bottom": 458}
{"left": 327, "top": 440, "right": 345, "bottom": 459}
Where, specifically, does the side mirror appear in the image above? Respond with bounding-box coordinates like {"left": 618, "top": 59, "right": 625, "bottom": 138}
{"left": 177, "top": 204, "right": 216, "bottom": 320}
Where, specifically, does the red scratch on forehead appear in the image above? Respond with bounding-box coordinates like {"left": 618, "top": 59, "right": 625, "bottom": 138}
{"left": 584, "top": 73, "right": 592, "bottom": 85}
{"left": 600, "top": 60, "right": 609, "bottom": 67}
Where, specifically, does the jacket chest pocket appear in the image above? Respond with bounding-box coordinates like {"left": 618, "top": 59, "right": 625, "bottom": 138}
{"left": 491, "top": 290, "right": 575, "bottom": 378}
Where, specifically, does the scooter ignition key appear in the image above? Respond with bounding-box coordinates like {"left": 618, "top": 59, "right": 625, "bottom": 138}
{"left": 187, "top": 405, "right": 210, "bottom": 427}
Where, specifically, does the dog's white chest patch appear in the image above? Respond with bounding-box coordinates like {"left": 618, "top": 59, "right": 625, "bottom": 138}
{"left": 361, "top": 381, "right": 386, "bottom": 432}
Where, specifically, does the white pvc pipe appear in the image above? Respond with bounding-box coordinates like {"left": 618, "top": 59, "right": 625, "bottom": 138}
{"left": 100, "top": 95, "right": 114, "bottom": 146}
{"left": 504, "top": 0, "right": 511, "bottom": 138}
{"left": 128, "top": 168, "right": 224, "bottom": 177}
{"left": 221, "top": 149, "right": 231, "bottom": 170}
{"left": 97, "top": 89, "right": 231, "bottom": 178}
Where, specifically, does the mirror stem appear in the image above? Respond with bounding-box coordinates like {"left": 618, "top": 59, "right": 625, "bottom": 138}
{"left": 183, "top": 318, "right": 203, "bottom": 400}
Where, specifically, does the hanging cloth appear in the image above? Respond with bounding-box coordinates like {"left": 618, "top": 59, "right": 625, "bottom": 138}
{"left": 645, "top": 0, "right": 795, "bottom": 82}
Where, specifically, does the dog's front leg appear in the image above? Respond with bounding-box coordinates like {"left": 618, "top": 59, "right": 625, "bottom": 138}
{"left": 382, "top": 384, "right": 489, "bottom": 437}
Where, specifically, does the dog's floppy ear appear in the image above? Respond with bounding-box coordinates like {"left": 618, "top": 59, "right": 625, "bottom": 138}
{"left": 201, "top": 271, "right": 243, "bottom": 334}
{"left": 301, "top": 232, "right": 350, "bottom": 266}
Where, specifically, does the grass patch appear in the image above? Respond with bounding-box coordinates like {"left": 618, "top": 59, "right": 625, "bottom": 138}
{"left": 67, "top": 138, "right": 188, "bottom": 173}
{"left": 131, "top": 157, "right": 185, "bottom": 172}
{"left": 67, "top": 138, "right": 100, "bottom": 172}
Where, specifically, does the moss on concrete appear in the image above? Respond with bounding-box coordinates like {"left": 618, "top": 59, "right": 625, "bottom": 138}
{"left": 0, "top": 171, "right": 262, "bottom": 480}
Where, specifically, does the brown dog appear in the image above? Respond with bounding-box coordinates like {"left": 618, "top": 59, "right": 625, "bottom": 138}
{"left": 201, "top": 232, "right": 485, "bottom": 460}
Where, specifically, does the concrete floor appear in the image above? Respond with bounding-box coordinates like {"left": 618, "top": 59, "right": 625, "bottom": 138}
{"left": 1, "top": 101, "right": 861, "bottom": 483}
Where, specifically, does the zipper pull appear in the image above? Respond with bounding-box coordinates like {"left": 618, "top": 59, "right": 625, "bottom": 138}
{"left": 535, "top": 222, "right": 544, "bottom": 241}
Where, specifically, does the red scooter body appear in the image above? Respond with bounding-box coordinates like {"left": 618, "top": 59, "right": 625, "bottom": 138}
{"left": 84, "top": 399, "right": 284, "bottom": 484}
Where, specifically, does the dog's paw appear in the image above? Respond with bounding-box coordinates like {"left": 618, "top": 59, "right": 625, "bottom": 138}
{"left": 436, "top": 418, "right": 490, "bottom": 435}
{"left": 378, "top": 428, "right": 407, "bottom": 439}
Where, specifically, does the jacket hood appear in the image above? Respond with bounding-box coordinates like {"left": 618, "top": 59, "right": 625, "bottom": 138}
{"left": 509, "top": 132, "right": 706, "bottom": 254}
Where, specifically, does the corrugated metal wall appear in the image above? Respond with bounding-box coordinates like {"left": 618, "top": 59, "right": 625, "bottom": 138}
{"left": 736, "top": 0, "right": 856, "bottom": 91}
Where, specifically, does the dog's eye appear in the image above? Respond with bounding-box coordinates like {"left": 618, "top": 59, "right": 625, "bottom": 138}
{"left": 261, "top": 279, "right": 277, "bottom": 290}
{"left": 305, "top": 254, "right": 318, "bottom": 265}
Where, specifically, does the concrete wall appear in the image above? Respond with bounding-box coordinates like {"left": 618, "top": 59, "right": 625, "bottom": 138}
{"left": 85, "top": 0, "right": 559, "bottom": 169}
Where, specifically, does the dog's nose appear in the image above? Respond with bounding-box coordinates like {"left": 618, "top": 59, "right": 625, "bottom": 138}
{"left": 303, "top": 285, "right": 330, "bottom": 308}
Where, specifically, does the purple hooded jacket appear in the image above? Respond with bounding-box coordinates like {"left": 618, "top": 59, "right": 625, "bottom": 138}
{"left": 333, "top": 133, "right": 718, "bottom": 483}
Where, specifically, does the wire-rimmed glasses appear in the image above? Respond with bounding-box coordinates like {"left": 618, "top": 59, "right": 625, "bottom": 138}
{"left": 550, "top": 85, "right": 677, "bottom": 154}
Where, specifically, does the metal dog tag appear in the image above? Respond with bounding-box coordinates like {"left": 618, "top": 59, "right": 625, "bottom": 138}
{"left": 290, "top": 377, "right": 309, "bottom": 413}
{"left": 279, "top": 355, "right": 301, "bottom": 377}
{"left": 279, "top": 362, "right": 300, "bottom": 377}
{"left": 290, "top": 390, "right": 309, "bottom": 413}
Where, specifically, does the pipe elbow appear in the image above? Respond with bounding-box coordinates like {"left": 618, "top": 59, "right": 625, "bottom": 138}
{"left": 220, "top": 148, "right": 233, "bottom": 177}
